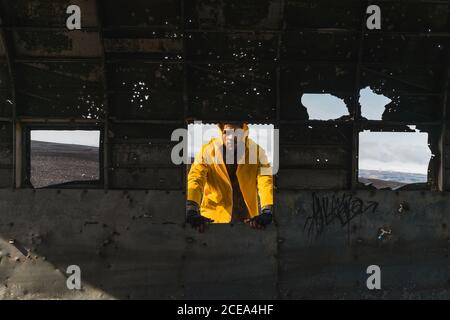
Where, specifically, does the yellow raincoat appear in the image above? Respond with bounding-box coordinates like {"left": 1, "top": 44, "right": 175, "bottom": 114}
{"left": 187, "top": 126, "right": 273, "bottom": 223}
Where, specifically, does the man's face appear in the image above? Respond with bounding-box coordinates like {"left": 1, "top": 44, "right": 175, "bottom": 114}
{"left": 222, "top": 124, "right": 243, "bottom": 152}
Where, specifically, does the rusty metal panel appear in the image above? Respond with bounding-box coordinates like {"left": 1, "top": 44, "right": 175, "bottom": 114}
{"left": 0, "top": 63, "right": 12, "bottom": 118}
{"left": 0, "top": 190, "right": 185, "bottom": 299}
{"left": 447, "top": 97, "right": 450, "bottom": 122}
{"left": 108, "top": 63, "right": 183, "bottom": 120}
{"left": 368, "top": 95, "right": 441, "bottom": 122}
{"left": 276, "top": 190, "right": 450, "bottom": 299}
{"left": 0, "top": 189, "right": 184, "bottom": 224}
{"left": 0, "top": 63, "right": 11, "bottom": 89}
{"left": 0, "top": 122, "right": 12, "bottom": 141}
{"left": 363, "top": 35, "right": 447, "bottom": 65}
{"left": 0, "top": 36, "right": 5, "bottom": 56}
{"left": 445, "top": 171, "right": 450, "bottom": 190}
{"left": 186, "top": 32, "right": 278, "bottom": 62}
{"left": 361, "top": 66, "right": 443, "bottom": 122}
{"left": 111, "top": 143, "right": 176, "bottom": 168}
{"left": 0, "top": 0, "right": 99, "bottom": 27}
{"left": 110, "top": 123, "right": 183, "bottom": 142}
{"left": 444, "top": 150, "right": 450, "bottom": 170}
{"left": 280, "top": 124, "right": 352, "bottom": 145}
{"left": 444, "top": 127, "right": 450, "bottom": 172}
{"left": 104, "top": 38, "right": 183, "bottom": 56}
{"left": 374, "top": 2, "right": 450, "bottom": 33}
{"left": 1, "top": 190, "right": 450, "bottom": 299}
{"left": 280, "top": 145, "right": 349, "bottom": 168}
{"left": 286, "top": 1, "right": 449, "bottom": 32}
{"left": 186, "top": 0, "right": 282, "bottom": 30}
{"left": 285, "top": 0, "right": 361, "bottom": 29}
{"left": 101, "top": 0, "right": 181, "bottom": 28}
{"left": 188, "top": 63, "right": 276, "bottom": 121}
{"left": 0, "top": 122, "right": 12, "bottom": 188}
{"left": 110, "top": 167, "right": 182, "bottom": 190}
{"left": 16, "top": 90, "right": 103, "bottom": 118}
{"left": 281, "top": 32, "right": 358, "bottom": 62}
{"left": 17, "top": 62, "right": 103, "bottom": 86}
{"left": 13, "top": 30, "right": 102, "bottom": 57}
{"left": 0, "top": 168, "right": 11, "bottom": 187}
{"left": 362, "top": 65, "right": 442, "bottom": 94}
{"left": 0, "top": 142, "right": 12, "bottom": 167}
{"left": 0, "top": 122, "right": 13, "bottom": 186}
{"left": 281, "top": 64, "right": 355, "bottom": 94}
{"left": 15, "top": 62, "right": 104, "bottom": 118}
{"left": 0, "top": 224, "right": 185, "bottom": 299}
{"left": 183, "top": 225, "right": 278, "bottom": 299}
{"left": 277, "top": 168, "right": 349, "bottom": 190}
{"left": 109, "top": 123, "right": 183, "bottom": 189}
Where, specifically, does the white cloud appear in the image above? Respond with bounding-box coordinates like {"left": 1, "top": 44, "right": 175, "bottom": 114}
{"left": 359, "top": 131, "right": 431, "bottom": 174}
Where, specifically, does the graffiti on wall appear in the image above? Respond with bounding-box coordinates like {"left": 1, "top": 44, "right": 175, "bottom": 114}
{"left": 304, "top": 193, "right": 379, "bottom": 237}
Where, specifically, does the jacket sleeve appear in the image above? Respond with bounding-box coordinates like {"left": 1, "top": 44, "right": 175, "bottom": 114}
{"left": 187, "top": 146, "right": 209, "bottom": 207}
{"left": 257, "top": 146, "right": 274, "bottom": 209}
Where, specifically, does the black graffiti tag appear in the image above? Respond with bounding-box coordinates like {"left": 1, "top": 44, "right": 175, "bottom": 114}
{"left": 304, "top": 193, "right": 379, "bottom": 237}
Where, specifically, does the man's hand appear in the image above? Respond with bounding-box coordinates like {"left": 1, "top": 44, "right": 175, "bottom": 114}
{"left": 186, "top": 202, "right": 214, "bottom": 233}
{"left": 246, "top": 206, "right": 273, "bottom": 230}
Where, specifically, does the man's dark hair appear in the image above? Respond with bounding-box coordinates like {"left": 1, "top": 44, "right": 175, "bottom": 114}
{"left": 217, "top": 122, "right": 247, "bottom": 132}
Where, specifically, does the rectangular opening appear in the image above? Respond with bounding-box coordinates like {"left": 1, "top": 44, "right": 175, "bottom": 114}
{"left": 186, "top": 122, "right": 275, "bottom": 223}
{"left": 358, "top": 128, "right": 431, "bottom": 190}
{"left": 27, "top": 129, "right": 102, "bottom": 189}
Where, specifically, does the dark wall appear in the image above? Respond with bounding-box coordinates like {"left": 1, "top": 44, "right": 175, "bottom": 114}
{"left": 0, "top": 189, "right": 449, "bottom": 299}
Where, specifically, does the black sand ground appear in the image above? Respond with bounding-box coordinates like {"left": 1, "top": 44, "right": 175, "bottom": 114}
{"left": 30, "top": 140, "right": 99, "bottom": 188}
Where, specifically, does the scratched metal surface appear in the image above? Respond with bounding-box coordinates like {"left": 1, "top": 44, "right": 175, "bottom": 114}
{"left": 276, "top": 190, "right": 450, "bottom": 299}
{"left": 0, "top": 189, "right": 449, "bottom": 299}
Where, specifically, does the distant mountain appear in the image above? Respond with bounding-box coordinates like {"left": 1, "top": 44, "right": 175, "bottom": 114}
{"left": 359, "top": 169, "right": 427, "bottom": 184}
{"left": 359, "top": 169, "right": 427, "bottom": 189}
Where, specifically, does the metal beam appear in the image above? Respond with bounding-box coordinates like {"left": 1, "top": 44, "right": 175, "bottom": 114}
{"left": 350, "top": 2, "right": 367, "bottom": 190}
{"left": 181, "top": 0, "right": 189, "bottom": 119}
{"left": 4, "top": 24, "right": 450, "bottom": 37}
{"left": 438, "top": 57, "right": 450, "bottom": 191}
{"left": 95, "top": 0, "right": 110, "bottom": 191}
{"left": 6, "top": 56, "right": 447, "bottom": 69}
{"left": 181, "top": 0, "right": 189, "bottom": 207}
{"left": 17, "top": 117, "right": 103, "bottom": 124}
{"left": 0, "top": 6, "right": 18, "bottom": 188}
{"left": 275, "top": 0, "right": 285, "bottom": 124}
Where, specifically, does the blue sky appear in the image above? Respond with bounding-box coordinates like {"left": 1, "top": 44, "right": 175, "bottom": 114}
{"left": 301, "top": 86, "right": 392, "bottom": 120}
{"left": 30, "top": 87, "right": 431, "bottom": 174}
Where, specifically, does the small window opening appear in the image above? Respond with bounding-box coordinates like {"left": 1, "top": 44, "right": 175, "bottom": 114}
{"left": 359, "top": 86, "right": 392, "bottom": 120}
{"left": 30, "top": 130, "right": 100, "bottom": 188}
{"left": 358, "top": 129, "right": 431, "bottom": 189}
{"left": 301, "top": 93, "right": 349, "bottom": 120}
{"left": 186, "top": 122, "right": 275, "bottom": 223}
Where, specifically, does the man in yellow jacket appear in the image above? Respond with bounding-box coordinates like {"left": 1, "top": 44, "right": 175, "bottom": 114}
{"left": 186, "top": 122, "right": 274, "bottom": 232}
